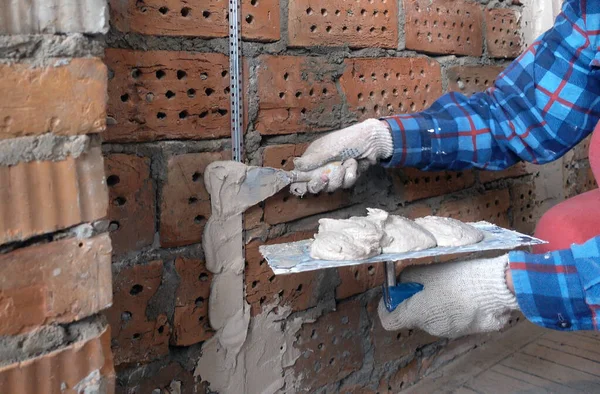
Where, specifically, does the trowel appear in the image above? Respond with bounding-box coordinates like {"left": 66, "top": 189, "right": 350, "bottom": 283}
{"left": 259, "top": 221, "right": 547, "bottom": 312}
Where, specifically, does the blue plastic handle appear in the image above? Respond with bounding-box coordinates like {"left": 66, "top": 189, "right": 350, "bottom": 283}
{"left": 383, "top": 282, "right": 424, "bottom": 312}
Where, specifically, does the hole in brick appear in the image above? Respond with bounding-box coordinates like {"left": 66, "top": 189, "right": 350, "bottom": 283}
{"left": 133, "top": 333, "right": 141, "bottom": 340}
{"left": 342, "top": 26, "right": 348, "bottom": 31}
{"left": 146, "top": 93, "right": 154, "bottom": 102}
{"left": 159, "top": 6, "right": 169, "bottom": 14}
{"left": 121, "top": 311, "right": 132, "bottom": 322}
{"left": 192, "top": 172, "right": 201, "bottom": 182}
{"left": 166, "top": 90, "right": 175, "bottom": 99}
{"left": 295, "top": 91, "right": 302, "bottom": 98}
{"left": 195, "top": 297, "right": 205, "bottom": 307}
{"left": 120, "top": 93, "right": 129, "bottom": 102}
{"left": 216, "top": 108, "right": 228, "bottom": 116}
{"left": 200, "top": 72, "right": 208, "bottom": 80}
{"left": 199, "top": 273, "right": 209, "bottom": 282}
{"left": 199, "top": 316, "right": 205, "bottom": 322}
{"left": 322, "top": 88, "right": 328, "bottom": 95}
{"left": 311, "top": 329, "right": 317, "bottom": 339}
{"left": 203, "top": 87, "right": 215, "bottom": 96}
{"left": 251, "top": 280, "right": 258, "bottom": 288}
{"left": 246, "top": 14, "right": 254, "bottom": 23}
{"left": 369, "top": 27, "right": 375, "bottom": 33}
{"left": 297, "top": 284, "right": 303, "bottom": 291}
{"left": 368, "top": 265, "right": 375, "bottom": 275}
{"left": 157, "top": 112, "right": 167, "bottom": 119}
{"left": 188, "top": 196, "right": 198, "bottom": 204}
{"left": 268, "top": 275, "right": 276, "bottom": 282}
{"left": 187, "top": 88, "right": 196, "bottom": 98}
{"left": 318, "top": 343, "right": 324, "bottom": 350}
{"left": 181, "top": 7, "right": 191, "bottom": 17}
{"left": 279, "top": 92, "right": 285, "bottom": 99}
{"left": 278, "top": 290, "right": 285, "bottom": 298}
{"left": 194, "top": 215, "right": 206, "bottom": 224}
{"left": 341, "top": 316, "right": 349, "bottom": 324}
{"left": 203, "top": 10, "right": 211, "bottom": 18}
{"left": 199, "top": 111, "right": 209, "bottom": 118}
{"left": 301, "top": 108, "right": 306, "bottom": 115}
{"left": 310, "top": 25, "right": 317, "bottom": 32}
{"left": 158, "top": 325, "right": 165, "bottom": 334}
{"left": 361, "top": 9, "right": 367, "bottom": 16}
{"left": 113, "top": 197, "right": 127, "bottom": 206}
{"left": 260, "top": 296, "right": 266, "bottom": 305}
{"left": 381, "top": 26, "right": 387, "bottom": 32}
{"left": 78, "top": 242, "right": 83, "bottom": 248}
{"left": 321, "top": 8, "right": 327, "bottom": 16}
{"left": 329, "top": 357, "right": 335, "bottom": 365}
{"left": 156, "top": 70, "right": 166, "bottom": 79}
{"left": 179, "top": 110, "right": 189, "bottom": 119}
{"left": 130, "top": 284, "right": 143, "bottom": 295}
{"left": 326, "top": 26, "right": 332, "bottom": 33}
{"left": 177, "top": 70, "right": 187, "bottom": 80}
{"left": 356, "top": 26, "right": 362, "bottom": 32}
{"left": 131, "top": 68, "right": 141, "bottom": 78}
{"left": 335, "top": 10, "right": 340, "bottom": 15}
{"left": 306, "top": 7, "right": 313, "bottom": 15}
{"left": 107, "top": 175, "right": 120, "bottom": 186}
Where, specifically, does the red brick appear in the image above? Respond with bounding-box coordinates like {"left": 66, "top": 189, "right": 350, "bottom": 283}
{"left": 294, "top": 300, "right": 364, "bottom": 390}
{"left": 160, "top": 151, "right": 229, "bottom": 248}
{"left": 0, "top": 322, "right": 115, "bottom": 394}
{"left": 105, "top": 154, "right": 155, "bottom": 255}
{"left": 340, "top": 58, "right": 443, "bottom": 121}
{"left": 263, "top": 144, "right": 353, "bottom": 224}
{"left": 245, "top": 204, "right": 264, "bottom": 230}
{"left": 479, "top": 162, "right": 528, "bottom": 183}
{"left": 336, "top": 263, "right": 385, "bottom": 300}
{"left": 0, "top": 234, "right": 112, "bottom": 336}
{"left": 0, "top": 59, "right": 106, "bottom": 139}
{"left": 565, "top": 165, "right": 598, "bottom": 199}
{"left": 404, "top": 0, "right": 483, "bottom": 56}
{"left": 263, "top": 143, "right": 310, "bottom": 169}
{"left": 246, "top": 232, "right": 318, "bottom": 316}
{"left": 255, "top": 55, "right": 342, "bottom": 135}
{"left": 391, "top": 168, "right": 475, "bottom": 203}
{"left": 437, "top": 188, "right": 511, "bottom": 227}
{"left": 446, "top": 65, "right": 505, "bottom": 96}
{"left": 110, "top": 0, "right": 280, "bottom": 42}
{"left": 172, "top": 257, "right": 214, "bottom": 346}
{"left": 0, "top": 147, "right": 108, "bottom": 245}
{"left": 367, "top": 298, "right": 437, "bottom": 365}
{"left": 288, "top": 0, "right": 398, "bottom": 49}
{"left": 486, "top": 8, "right": 522, "bottom": 58}
{"left": 510, "top": 183, "right": 537, "bottom": 235}
{"left": 403, "top": 203, "right": 434, "bottom": 219}
{"left": 387, "top": 358, "right": 421, "bottom": 392}
{"left": 105, "top": 49, "right": 233, "bottom": 142}
{"left": 105, "top": 260, "right": 170, "bottom": 366}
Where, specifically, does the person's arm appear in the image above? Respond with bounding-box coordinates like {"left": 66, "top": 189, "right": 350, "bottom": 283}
{"left": 293, "top": 0, "right": 600, "bottom": 192}
{"left": 383, "top": 0, "right": 600, "bottom": 171}
{"left": 509, "top": 235, "right": 600, "bottom": 331}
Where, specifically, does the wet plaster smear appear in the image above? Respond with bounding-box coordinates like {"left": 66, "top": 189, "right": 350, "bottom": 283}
{"left": 197, "top": 161, "right": 307, "bottom": 394}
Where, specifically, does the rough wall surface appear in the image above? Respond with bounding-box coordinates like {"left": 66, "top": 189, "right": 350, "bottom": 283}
{"left": 103, "top": 0, "right": 597, "bottom": 393}
{"left": 0, "top": 0, "right": 114, "bottom": 392}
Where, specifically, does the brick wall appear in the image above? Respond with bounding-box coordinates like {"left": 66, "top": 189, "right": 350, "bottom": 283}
{"left": 0, "top": 0, "right": 115, "bottom": 392}
{"left": 103, "top": 1, "right": 596, "bottom": 393}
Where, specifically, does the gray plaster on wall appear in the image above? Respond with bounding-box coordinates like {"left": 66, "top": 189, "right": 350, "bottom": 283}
{"left": 0, "top": 133, "right": 92, "bottom": 166}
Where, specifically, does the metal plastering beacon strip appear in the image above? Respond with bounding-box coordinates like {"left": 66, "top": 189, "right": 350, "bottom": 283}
{"left": 229, "top": 0, "right": 244, "bottom": 163}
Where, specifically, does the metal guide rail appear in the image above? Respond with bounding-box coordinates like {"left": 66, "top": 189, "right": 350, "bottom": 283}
{"left": 229, "top": 0, "right": 244, "bottom": 163}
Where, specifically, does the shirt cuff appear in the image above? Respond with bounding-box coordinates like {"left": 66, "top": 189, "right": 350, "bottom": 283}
{"left": 508, "top": 249, "right": 594, "bottom": 331}
{"left": 379, "top": 115, "right": 432, "bottom": 169}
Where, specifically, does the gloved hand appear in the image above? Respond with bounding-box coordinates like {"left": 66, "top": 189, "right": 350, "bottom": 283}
{"left": 378, "top": 255, "right": 519, "bottom": 338}
{"left": 291, "top": 119, "right": 394, "bottom": 194}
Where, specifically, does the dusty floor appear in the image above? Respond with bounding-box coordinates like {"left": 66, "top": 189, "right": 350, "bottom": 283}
{"left": 405, "top": 321, "right": 600, "bottom": 393}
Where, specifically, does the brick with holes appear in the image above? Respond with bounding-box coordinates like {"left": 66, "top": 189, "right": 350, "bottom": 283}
{"left": 293, "top": 299, "right": 364, "bottom": 390}
{"left": 391, "top": 168, "right": 475, "bottom": 203}
{"left": 510, "top": 183, "right": 537, "bottom": 235}
{"left": 110, "top": 0, "right": 279, "bottom": 41}
{"left": 0, "top": 234, "right": 111, "bottom": 336}
{"left": 105, "top": 49, "right": 236, "bottom": 142}
{"left": 262, "top": 144, "right": 352, "bottom": 224}
{"left": 404, "top": 0, "right": 483, "bottom": 56}
{"left": 246, "top": 232, "right": 318, "bottom": 316}
{"left": 288, "top": 0, "right": 398, "bottom": 48}
{"left": 255, "top": 55, "right": 343, "bottom": 135}
{"left": 437, "top": 188, "right": 511, "bottom": 227}
{"left": 0, "top": 59, "right": 106, "bottom": 139}
{"left": 336, "top": 263, "right": 384, "bottom": 301}
{"left": 160, "top": 151, "right": 229, "bottom": 248}
{"left": 486, "top": 8, "right": 523, "bottom": 59}
{"left": 172, "top": 257, "right": 214, "bottom": 346}
{"left": 565, "top": 165, "right": 597, "bottom": 199}
{"left": 367, "top": 298, "right": 437, "bottom": 364}
{"left": 340, "top": 58, "right": 443, "bottom": 120}
{"left": 446, "top": 65, "right": 506, "bottom": 96}
{"left": 105, "top": 154, "right": 155, "bottom": 256}
{"left": 104, "top": 260, "right": 170, "bottom": 366}
{"left": 478, "top": 162, "right": 528, "bottom": 184}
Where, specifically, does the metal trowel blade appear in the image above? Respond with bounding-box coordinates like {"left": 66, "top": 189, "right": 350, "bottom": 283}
{"left": 237, "top": 166, "right": 295, "bottom": 207}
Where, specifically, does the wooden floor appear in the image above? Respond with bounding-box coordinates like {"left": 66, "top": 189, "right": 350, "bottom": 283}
{"left": 404, "top": 321, "right": 600, "bottom": 393}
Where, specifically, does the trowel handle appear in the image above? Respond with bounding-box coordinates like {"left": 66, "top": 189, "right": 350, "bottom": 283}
{"left": 382, "top": 261, "right": 423, "bottom": 312}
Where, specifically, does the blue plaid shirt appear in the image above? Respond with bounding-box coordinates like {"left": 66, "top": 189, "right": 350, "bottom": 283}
{"left": 383, "top": 0, "right": 600, "bottom": 331}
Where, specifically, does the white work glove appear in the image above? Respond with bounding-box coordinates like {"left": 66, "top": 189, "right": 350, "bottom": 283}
{"left": 291, "top": 119, "right": 394, "bottom": 194}
{"left": 378, "top": 255, "right": 519, "bottom": 338}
